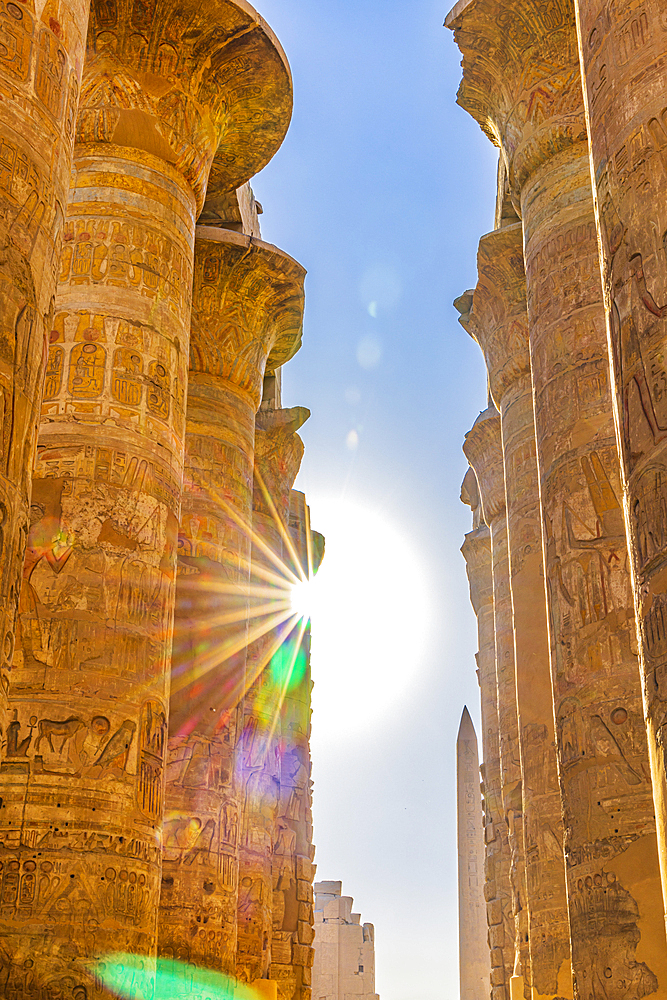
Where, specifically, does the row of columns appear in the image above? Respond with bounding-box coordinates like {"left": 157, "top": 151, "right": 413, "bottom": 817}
{"left": 0, "top": 0, "right": 318, "bottom": 996}
{"left": 448, "top": 0, "right": 667, "bottom": 993}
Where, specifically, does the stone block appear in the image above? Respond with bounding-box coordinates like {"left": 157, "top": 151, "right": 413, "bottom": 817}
{"left": 491, "top": 948, "right": 504, "bottom": 968}
{"left": 491, "top": 967, "right": 505, "bottom": 987}
{"left": 295, "top": 880, "right": 313, "bottom": 903}
{"left": 296, "top": 855, "right": 313, "bottom": 882}
{"left": 488, "top": 923, "right": 505, "bottom": 949}
{"left": 292, "top": 944, "right": 310, "bottom": 967}
{"left": 487, "top": 899, "right": 503, "bottom": 926}
{"left": 297, "top": 920, "right": 314, "bottom": 945}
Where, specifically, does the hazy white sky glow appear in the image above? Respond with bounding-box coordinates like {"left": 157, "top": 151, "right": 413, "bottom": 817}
{"left": 294, "top": 500, "right": 430, "bottom": 740}
{"left": 250, "top": 2, "right": 499, "bottom": 998}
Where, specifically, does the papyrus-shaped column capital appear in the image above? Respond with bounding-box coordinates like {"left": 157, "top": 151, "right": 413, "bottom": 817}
{"left": 461, "top": 525, "right": 493, "bottom": 615}
{"left": 445, "top": 0, "right": 586, "bottom": 196}
{"left": 463, "top": 405, "right": 505, "bottom": 525}
{"left": 190, "top": 228, "right": 306, "bottom": 408}
{"left": 456, "top": 223, "right": 530, "bottom": 407}
{"left": 80, "top": 0, "right": 293, "bottom": 210}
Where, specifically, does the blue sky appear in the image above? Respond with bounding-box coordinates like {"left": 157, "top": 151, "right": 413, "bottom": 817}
{"left": 251, "top": 3, "right": 498, "bottom": 998}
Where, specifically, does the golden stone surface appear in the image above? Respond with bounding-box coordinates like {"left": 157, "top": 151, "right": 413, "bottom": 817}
{"left": 574, "top": 0, "right": 667, "bottom": 922}
{"left": 0, "top": 0, "right": 90, "bottom": 727}
{"left": 459, "top": 222, "right": 572, "bottom": 1000}
{"left": 450, "top": 0, "right": 667, "bottom": 991}
{"left": 0, "top": 0, "right": 313, "bottom": 991}
{"left": 464, "top": 407, "right": 530, "bottom": 995}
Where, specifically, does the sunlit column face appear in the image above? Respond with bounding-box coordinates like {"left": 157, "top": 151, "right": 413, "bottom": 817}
{"left": 289, "top": 499, "right": 430, "bottom": 740}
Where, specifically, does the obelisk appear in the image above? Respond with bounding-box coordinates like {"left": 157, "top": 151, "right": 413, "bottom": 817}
{"left": 457, "top": 706, "right": 490, "bottom": 1000}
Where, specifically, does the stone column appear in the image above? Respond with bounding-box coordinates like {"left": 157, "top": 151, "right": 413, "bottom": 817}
{"left": 573, "top": 0, "right": 667, "bottom": 920}
{"left": 463, "top": 411, "right": 530, "bottom": 997}
{"left": 262, "top": 488, "right": 321, "bottom": 1000}
{"left": 159, "top": 229, "right": 305, "bottom": 981}
{"left": 236, "top": 406, "right": 310, "bottom": 991}
{"left": 457, "top": 223, "right": 572, "bottom": 1000}
{"left": 461, "top": 468, "right": 512, "bottom": 1000}
{"left": 0, "top": 0, "right": 90, "bottom": 716}
{"left": 447, "top": 0, "right": 667, "bottom": 990}
{"left": 457, "top": 706, "right": 491, "bottom": 1000}
{"left": 0, "top": 3, "right": 293, "bottom": 989}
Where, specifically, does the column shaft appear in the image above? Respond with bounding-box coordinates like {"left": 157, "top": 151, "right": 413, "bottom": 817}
{"left": 447, "top": 0, "right": 667, "bottom": 986}
{"left": 460, "top": 221, "right": 572, "bottom": 1000}
{"left": 461, "top": 511, "right": 512, "bottom": 1000}
{"left": 2, "top": 148, "right": 194, "bottom": 985}
{"left": 525, "top": 145, "right": 667, "bottom": 994}
{"left": 462, "top": 471, "right": 512, "bottom": 1000}
{"left": 574, "top": 0, "right": 667, "bottom": 921}
{"left": 0, "top": 0, "right": 89, "bottom": 711}
{"left": 159, "top": 230, "right": 306, "bottom": 981}
{"left": 464, "top": 410, "right": 531, "bottom": 997}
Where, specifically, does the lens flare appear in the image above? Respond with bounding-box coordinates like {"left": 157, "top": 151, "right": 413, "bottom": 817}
{"left": 290, "top": 578, "right": 313, "bottom": 619}
{"left": 98, "top": 953, "right": 265, "bottom": 1000}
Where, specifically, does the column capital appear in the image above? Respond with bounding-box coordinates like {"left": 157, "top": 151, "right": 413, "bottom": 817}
{"left": 456, "top": 223, "right": 530, "bottom": 406}
{"left": 190, "top": 228, "right": 305, "bottom": 408}
{"left": 79, "top": 0, "right": 292, "bottom": 211}
{"left": 463, "top": 406, "right": 505, "bottom": 524}
{"left": 254, "top": 405, "right": 310, "bottom": 523}
{"left": 445, "top": 0, "right": 586, "bottom": 196}
{"left": 461, "top": 526, "right": 493, "bottom": 614}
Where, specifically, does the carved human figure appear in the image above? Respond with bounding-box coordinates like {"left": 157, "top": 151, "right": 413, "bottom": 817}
{"left": 0, "top": 0, "right": 90, "bottom": 731}
{"left": 160, "top": 230, "right": 306, "bottom": 981}
{"left": 448, "top": 0, "right": 667, "bottom": 989}
{"left": 1, "top": 1, "right": 295, "bottom": 990}
{"left": 572, "top": 0, "right": 667, "bottom": 916}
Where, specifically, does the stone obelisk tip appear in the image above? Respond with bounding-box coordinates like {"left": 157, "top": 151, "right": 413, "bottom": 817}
{"left": 457, "top": 705, "right": 476, "bottom": 741}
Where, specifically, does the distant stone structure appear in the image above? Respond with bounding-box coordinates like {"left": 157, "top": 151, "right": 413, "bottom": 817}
{"left": 457, "top": 708, "right": 490, "bottom": 1000}
{"left": 0, "top": 0, "right": 321, "bottom": 997}
{"left": 312, "top": 882, "right": 380, "bottom": 1000}
{"left": 448, "top": 0, "right": 667, "bottom": 995}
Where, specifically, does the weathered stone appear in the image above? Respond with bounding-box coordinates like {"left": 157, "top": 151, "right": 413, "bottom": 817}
{"left": 160, "top": 228, "right": 305, "bottom": 981}
{"left": 457, "top": 706, "right": 491, "bottom": 1000}
{"left": 0, "top": 0, "right": 90, "bottom": 725}
{"left": 458, "top": 220, "right": 572, "bottom": 1000}
{"left": 311, "top": 882, "right": 379, "bottom": 1000}
{"left": 448, "top": 0, "right": 667, "bottom": 990}
{"left": 464, "top": 408, "right": 530, "bottom": 995}
{"left": 574, "top": 0, "right": 667, "bottom": 923}
{"left": 1, "top": 0, "right": 298, "bottom": 989}
{"left": 461, "top": 470, "right": 513, "bottom": 1000}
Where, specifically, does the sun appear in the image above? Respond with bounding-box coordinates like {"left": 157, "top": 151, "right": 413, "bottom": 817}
{"left": 301, "top": 498, "right": 429, "bottom": 742}
{"left": 290, "top": 578, "right": 314, "bottom": 620}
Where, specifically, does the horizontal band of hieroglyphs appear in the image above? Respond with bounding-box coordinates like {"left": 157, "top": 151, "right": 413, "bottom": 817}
{"left": 59, "top": 220, "right": 193, "bottom": 312}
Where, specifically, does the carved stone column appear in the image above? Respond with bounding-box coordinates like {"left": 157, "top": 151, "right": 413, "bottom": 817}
{"left": 236, "top": 405, "right": 309, "bottom": 991}
{"left": 574, "top": 0, "right": 667, "bottom": 920}
{"left": 239, "top": 458, "right": 321, "bottom": 1000}
{"left": 461, "top": 468, "right": 512, "bottom": 1000}
{"left": 457, "top": 223, "right": 572, "bottom": 1000}
{"left": 464, "top": 410, "right": 530, "bottom": 997}
{"left": 0, "top": 3, "right": 293, "bottom": 989}
{"left": 159, "top": 229, "right": 305, "bottom": 981}
{"left": 0, "top": 0, "right": 90, "bottom": 716}
{"left": 275, "top": 489, "right": 321, "bottom": 1000}
{"left": 447, "top": 0, "right": 667, "bottom": 991}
